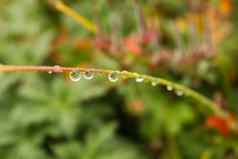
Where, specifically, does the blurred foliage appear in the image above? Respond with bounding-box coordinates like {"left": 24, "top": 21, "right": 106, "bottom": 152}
{"left": 0, "top": 0, "right": 238, "bottom": 159}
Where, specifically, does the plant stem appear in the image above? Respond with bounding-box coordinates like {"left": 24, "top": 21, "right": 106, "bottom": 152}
{"left": 0, "top": 65, "right": 226, "bottom": 117}
{"left": 50, "top": 0, "right": 98, "bottom": 33}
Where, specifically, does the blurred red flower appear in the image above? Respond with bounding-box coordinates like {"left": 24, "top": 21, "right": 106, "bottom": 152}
{"left": 124, "top": 34, "right": 142, "bottom": 55}
{"left": 206, "top": 115, "right": 230, "bottom": 136}
{"left": 205, "top": 114, "right": 237, "bottom": 136}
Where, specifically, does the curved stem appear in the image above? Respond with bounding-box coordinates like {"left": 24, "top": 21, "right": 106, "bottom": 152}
{"left": 0, "top": 65, "right": 226, "bottom": 117}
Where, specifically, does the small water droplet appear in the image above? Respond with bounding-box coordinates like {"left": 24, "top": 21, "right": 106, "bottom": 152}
{"left": 151, "top": 81, "right": 158, "bottom": 86}
{"left": 166, "top": 85, "right": 173, "bottom": 91}
{"left": 53, "top": 65, "right": 62, "bottom": 73}
{"left": 108, "top": 71, "right": 119, "bottom": 82}
{"left": 176, "top": 90, "right": 184, "bottom": 96}
{"left": 136, "top": 76, "right": 144, "bottom": 83}
{"left": 48, "top": 71, "right": 52, "bottom": 74}
{"left": 69, "top": 70, "right": 81, "bottom": 82}
{"left": 83, "top": 71, "right": 94, "bottom": 80}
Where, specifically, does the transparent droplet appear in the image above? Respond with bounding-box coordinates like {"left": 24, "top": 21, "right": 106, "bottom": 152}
{"left": 176, "top": 90, "right": 184, "bottom": 96}
{"left": 83, "top": 71, "right": 94, "bottom": 80}
{"left": 108, "top": 71, "right": 119, "bottom": 82}
{"left": 166, "top": 85, "right": 173, "bottom": 91}
{"left": 53, "top": 65, "right": 62, "bottom": 73}
{"left": 151, "top": 81, "right": 158, "bottom": 87}
{"left": 48, "top": 71, "right": 52, "bottom": 74}
{"left": 69, "top": 70, "right": 81, "bottom": 82}
{"left": 135, "top": 76, "right": 144, "bottom": 83}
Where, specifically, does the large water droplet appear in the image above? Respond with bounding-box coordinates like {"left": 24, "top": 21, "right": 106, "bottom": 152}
{"left": 83, "top": 71, "right": 94, "bottom": 80}
{"left": 135, "top": 76, "right": 144, "bottom": 83}
{"left": 166, "top": 85, "right": 173, "bottom": 91}
{"left": 176, "top": 90, "right": 184, "bottom": 96}
{"left": 69, "top": 70, "right": 81, "bottom": 82}
{"left": 108, "top": 71, "right": 119, "bottom": 82}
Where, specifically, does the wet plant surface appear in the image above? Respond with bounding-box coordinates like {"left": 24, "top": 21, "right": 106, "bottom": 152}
{"left": 0, "top": 0, "right": 238, "bottom": 159}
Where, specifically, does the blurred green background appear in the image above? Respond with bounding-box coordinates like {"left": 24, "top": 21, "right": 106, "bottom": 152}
{"left": 0, "top": 0, "right": 238, "bottom": 158}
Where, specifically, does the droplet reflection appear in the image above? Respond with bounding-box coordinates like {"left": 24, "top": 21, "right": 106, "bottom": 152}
{"left": 108, "top": 71, "right": 119, "bottom": 82}
{"left": 69, "top": 70, "right": 81, "bottom": 82}
{"left": 166, "top": 85, "right": 173, "bottom": 91}
{"left": 135, "top": 76, "right": 144, "bottom": 83}
{"left": 83, "top": 71, "right": 94, "bottom": 80}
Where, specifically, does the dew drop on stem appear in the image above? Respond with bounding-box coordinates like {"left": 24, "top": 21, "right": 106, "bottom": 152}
{"left": 136, "top": 76, "right": 144, "bottom": 83}
{"left": 53, "top": 65, "right": 62, "bottom": 73}
{"left": 166, "top": 85, "right": 173, "bottom": 91}
{"left": 108, "top": 71, "right": 119, "bottom": 82}
{"left": 83, "top": 71, "right": 94, "bottom": 80}
{"left": 151, "top": 81, "right": 158, "bottom": 86}
{"left": 176, "top": 90, "right": 184, "bottom": 96}
{"left": 69, "top": 70, "right": 81, "bottom": 82}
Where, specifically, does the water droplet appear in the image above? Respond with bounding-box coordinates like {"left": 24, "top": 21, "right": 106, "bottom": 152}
{"left": 135, "top": 76, "right": 144, "bottom": 83}
{"left": 108, "top": 71, "right": 119, "bottom": 82}
{"left": 48, "top": 71, "right": 52, "bottom": 74}
{"left": 166, "top": 85, "right": 173, "bottom": 91}
{"left": 151, "top": 81, "right": 158, "bottom": 86}
{"left": 53, "top": 65, "right": 62, "bottom": 73}
{"left": 83, "top": 71, "right": 94, "bottom": 80}
{"left": 176, "top": 90, "right": 184, "bottom": 96}
{"left": 69, "top": 70, "right": 81, "bottom": 82}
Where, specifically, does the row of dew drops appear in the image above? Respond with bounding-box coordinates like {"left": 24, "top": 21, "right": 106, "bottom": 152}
{"left": 49, "top": 66, "right": 184, "bottom": 97}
